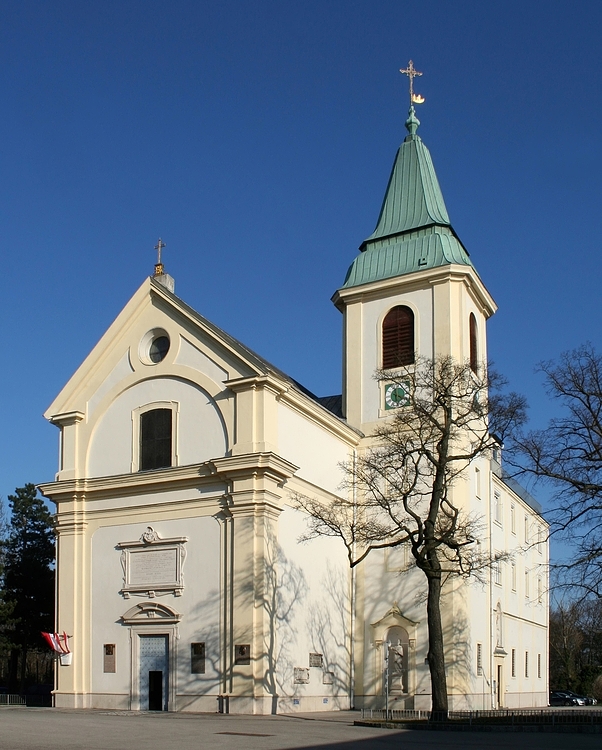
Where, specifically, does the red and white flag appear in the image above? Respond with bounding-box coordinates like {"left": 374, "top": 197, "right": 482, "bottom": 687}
{"left": 41, "top": 631, "right": 70, "bottom": 654}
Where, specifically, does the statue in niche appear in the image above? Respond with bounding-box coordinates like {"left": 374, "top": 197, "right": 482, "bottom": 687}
{"left": 388, "top": 638, "right": 407, "bottom": 694}
{"left": 495, "top": 604, "right": 503, "bottom": 647}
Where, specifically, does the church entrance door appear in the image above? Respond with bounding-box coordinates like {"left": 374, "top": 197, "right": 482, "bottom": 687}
{"left": 139, "top": 635, "right": 169, "bottom": 711}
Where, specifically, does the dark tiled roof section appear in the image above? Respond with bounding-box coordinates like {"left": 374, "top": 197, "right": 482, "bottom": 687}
{"left": 316, "top": 395, "right": 344, "bottom": 418}
{"left": 151, "top": 279, "right": 358, "bottom": 433}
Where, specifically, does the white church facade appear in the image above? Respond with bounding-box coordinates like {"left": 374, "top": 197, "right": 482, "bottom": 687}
{"left": 40, "top": 103, "right": 548, "bottom": 713}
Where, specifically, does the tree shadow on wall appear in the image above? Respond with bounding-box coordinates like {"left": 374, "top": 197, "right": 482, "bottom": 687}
{"left": 305, "top": 564, "right": 352, "bottom": 703}
{"left": 189, "top": 523, "right": 307, "bottom": 713}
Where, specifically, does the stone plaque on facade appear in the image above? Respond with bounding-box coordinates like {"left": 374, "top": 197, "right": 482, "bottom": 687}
{"left": 294, "top": 667, "right": 309, "bottom": 684}
{"left": 118, "top": 527, "right": 187, "bottom": 598}
{"left": 129, "top": 548, "right": 178, "bottom": 586}
{"left": 234, "top": 644, "right": 251, "bottom": 665}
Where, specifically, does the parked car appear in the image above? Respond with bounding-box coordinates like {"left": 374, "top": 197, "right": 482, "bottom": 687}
{"left": 550, "top": 691, "right": 586, "bottom": 706}
{"left": 561, "top": 689, "right": 597, "bottom": 706}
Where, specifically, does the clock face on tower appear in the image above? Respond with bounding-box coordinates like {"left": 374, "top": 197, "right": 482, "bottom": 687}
{"left": 384, "top": 381, "right": 410, "bottom": 410}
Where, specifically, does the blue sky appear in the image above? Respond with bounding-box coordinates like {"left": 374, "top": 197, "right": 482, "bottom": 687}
{"left": 1, "top": 0, "right": 601, "bottom": 501}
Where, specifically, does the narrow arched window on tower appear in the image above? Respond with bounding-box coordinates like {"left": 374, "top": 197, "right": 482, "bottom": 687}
{"left": 140, "top": 408, "right": 172, "bottom": 471}
{"left": 469, "top": 313, "right": 478, "bottom": 373}
{"left": 382, "top": 306, "right": 415, "bottom": 369}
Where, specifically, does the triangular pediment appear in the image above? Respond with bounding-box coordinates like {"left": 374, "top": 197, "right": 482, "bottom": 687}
{"left": 44, "top": 277, "right": 281, "bottom": 421}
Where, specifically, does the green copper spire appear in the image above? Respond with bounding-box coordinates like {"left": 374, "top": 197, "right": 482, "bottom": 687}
{"left": 362, "top": 106, "right": 450, "bottom": 248}
{"left": 405, "top": 104, "right": 420, "bottom": 136}
{"left": 341, "top": 103, "right": 472, "bottom": 290}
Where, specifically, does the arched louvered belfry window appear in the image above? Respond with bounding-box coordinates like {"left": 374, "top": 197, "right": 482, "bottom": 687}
{"left": 382, "top": 306, "right": 415, "bottom": 369}
{"left": 140, "top": 408, "right": 172, "bottom": 471}
{"left": 469, "top": 313, "right": 478, "bottom": 373}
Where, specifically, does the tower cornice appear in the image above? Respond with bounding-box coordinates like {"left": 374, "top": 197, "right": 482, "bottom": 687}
{"left": 333, "top": 263, "right": 497, "bottom": 319}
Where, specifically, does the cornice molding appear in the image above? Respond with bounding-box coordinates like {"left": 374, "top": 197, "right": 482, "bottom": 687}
{"left": 210, "top": 452, "right": 299, "bottom": 483}
{"left": 39, "top": 462, "right": 220, "bottom": 503}
{"left": 332, "top": 263, "right": 497, "bottom": 319}
{"left": 50, "top": 410, "right": 85, "bottom": 427}
{"left": 40, "top": 452, "right": 300, "bottom": 507}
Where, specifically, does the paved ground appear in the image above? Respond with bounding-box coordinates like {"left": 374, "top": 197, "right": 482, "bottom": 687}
{"left": 0, "top": 708, "right": 600, "bottom": 750}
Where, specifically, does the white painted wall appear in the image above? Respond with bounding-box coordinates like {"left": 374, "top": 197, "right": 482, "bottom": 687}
{"left": 275, "top": 506, "right": 351, "bottom": 710}
{"left": 90, "top": 515, "right": 221, "bottom": 701}
{"left": 361, "top": 549, "right": 431, "bottom": 704}
{"left": 278, "top": 404, "right": 349, "bottom": 495}
{"left": 87, "top": 378, "right": 228, "bottom": 477}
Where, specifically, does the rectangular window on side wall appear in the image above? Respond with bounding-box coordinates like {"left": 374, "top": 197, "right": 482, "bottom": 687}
{"left": 511, "top": 648, "right": 516, "bottom": 677}
{"left": 191, "top": 643, "right": 206, "bottom": 674}
{"left": 475, "top": 467, "right": 481, "bottom": 500}
{"left": 525, "top": 570, "right": 530, "bottom": 598}
{"left": 525, "top": 651, "right": 529, "bottom": 678}
{"left": 476, "top": 643, "right": 483, "bottom": 675}
{"left": 538, "top": 653, "right": 542, "bottom": 679}
{"left": 511, "top": 562, "right": 517, "bottom": 591}
{"left": 494, "top": 492, "right": 502, "bottom": 525}
{"left": 524, "top": 516, "right": 530, "bottom": 543}
{"left": 510, "top": 503, "right": 516, "bottom": 534}
{"left": 103, "top": 644, "right": 116, "bottom": 673}
{"left": 493, "top": 560, "right": 502, "bottom": 586}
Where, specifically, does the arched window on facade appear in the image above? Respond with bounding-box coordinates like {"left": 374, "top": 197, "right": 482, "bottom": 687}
{"left": 382, "top": 306, "right": 415, "bottom": 369}
{"left": 140, "top": 408, "right": 172, "bottom": 471}
{"left": 469, "top": 313, "right": 478, "bottom": 373}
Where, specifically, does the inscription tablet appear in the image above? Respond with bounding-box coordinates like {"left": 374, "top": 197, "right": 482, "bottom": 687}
{"left": 129, "top": 548, "right": 178, "bottom": 586}
{"left": 118, "top": 527, "right": 188, "bottom": 598}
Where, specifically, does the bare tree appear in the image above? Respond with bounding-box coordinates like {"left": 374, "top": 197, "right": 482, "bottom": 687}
{"left": 515, "top": 344, "right": 602, "bottom": 599}
{"left": 295, "top": 356, "right": 526, "bottom": 715}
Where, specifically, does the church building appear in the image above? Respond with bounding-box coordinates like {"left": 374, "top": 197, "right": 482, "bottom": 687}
{"left": 40, "top": 97, "right": 548, "bottom": 713}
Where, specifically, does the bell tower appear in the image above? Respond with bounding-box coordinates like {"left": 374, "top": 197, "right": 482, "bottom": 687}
{"left": 332, "top": 95, "right": 496, "bottom": 434}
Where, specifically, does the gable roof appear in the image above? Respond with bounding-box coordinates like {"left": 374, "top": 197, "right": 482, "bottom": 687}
{"left": 45, "top": 276, "right": 354, "bottom": 431}
{"left": 157, "top": 280, "right": 350, "bottom": 420}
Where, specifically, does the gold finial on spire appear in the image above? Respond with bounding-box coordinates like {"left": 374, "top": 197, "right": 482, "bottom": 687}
{"left": 399, "top": 60, "right": 425, "bottom": 106}
{"left": 154, "top": 238, "right": 165, "bottom": 276}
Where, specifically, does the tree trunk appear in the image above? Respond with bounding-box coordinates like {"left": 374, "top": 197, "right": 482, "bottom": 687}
{"left": 7, "top": 648, "right": 19, "bottom": 693}
{"left": 426, "top": 572, "right": 448, "bottom": 718}
{"left": 19, "top": 643, "right": 27, "bottom": 695}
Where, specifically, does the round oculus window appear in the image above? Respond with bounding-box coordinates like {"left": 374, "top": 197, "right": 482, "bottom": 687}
{"left": 149, "top": 335, "right": 170, "bottom": 363}
{"left": 139, "top": 328, "right": 172, "bottom": 366}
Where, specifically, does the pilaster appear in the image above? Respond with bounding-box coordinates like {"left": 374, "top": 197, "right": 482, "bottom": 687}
{"left": 226, "top": 376, "right": 283, "bottom": 455}
{"left": 211, "top": 452, "right": 297, "bottom": 713}
{"left": 53, "top": 493, "right": 90, "bottom": 708}
{"left": 50, "top": 411, "right": 85, "bottom": 481}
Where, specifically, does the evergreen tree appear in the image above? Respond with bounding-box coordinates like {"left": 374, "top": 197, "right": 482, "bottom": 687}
{"left": 1, "top": 484, "right": 54, "bottom": 692}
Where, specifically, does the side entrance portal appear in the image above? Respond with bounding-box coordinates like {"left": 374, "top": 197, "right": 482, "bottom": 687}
{"left": 140, "top": 635, "right": 169, "bottom": 711}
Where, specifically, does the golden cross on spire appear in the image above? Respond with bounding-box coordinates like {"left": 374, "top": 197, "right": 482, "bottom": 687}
{"left": 399, "top": 60, "right": 424, "bottom": 106}
{"left": 154, "top": 238, "right": 165, "bottom": 276}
